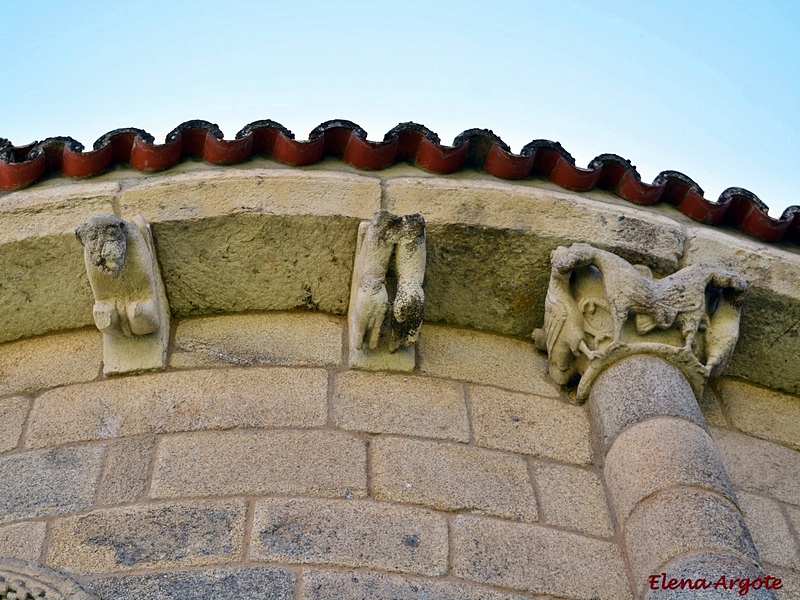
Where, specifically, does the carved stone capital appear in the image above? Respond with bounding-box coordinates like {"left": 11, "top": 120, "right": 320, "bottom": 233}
{"left": 0, "top": 559, "right": 95, "bottom": 599}
{"left": 533, "top": 243, "right": 747, "bottom": 400}
{"left": 348, "top": 211, "right": 426, "bottom": 371}
{"left": 76, "top": 214, "right": 169, "bottom": 375}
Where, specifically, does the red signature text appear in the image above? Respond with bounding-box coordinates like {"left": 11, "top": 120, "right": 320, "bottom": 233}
{"left": 649, "top": 572, "right": 783, "bottom": 596}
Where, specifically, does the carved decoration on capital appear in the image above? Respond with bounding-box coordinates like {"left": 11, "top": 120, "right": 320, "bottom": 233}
{"left": 533, "top": 243, "right": 748, "bottom": 400}
{"left": 76, "top": 214, "right": 170, "bottom": 375}
{"left": 0, "top": 559, "right": 96, "bottom": 600}
{"left": 348, "top": 210, "right": 426, "bottom": 371}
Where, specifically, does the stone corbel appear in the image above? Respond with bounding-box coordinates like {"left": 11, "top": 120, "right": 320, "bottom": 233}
{"left": 76, "top": 214, "right": 169, "bottom": 375}
{"left": 348, "top": 211, "right": 426, "bottom": 371}
{"left": 533, "top": 243, "right": 748, "bottom": 399}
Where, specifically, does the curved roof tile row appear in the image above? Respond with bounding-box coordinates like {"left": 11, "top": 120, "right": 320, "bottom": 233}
{"left": 1, "top": 119, "right": 798, "bottom": 244}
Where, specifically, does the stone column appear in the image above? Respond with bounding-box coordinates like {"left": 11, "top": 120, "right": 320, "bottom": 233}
{"left": 534, "top": 243, "right": 778, "bottom": 599}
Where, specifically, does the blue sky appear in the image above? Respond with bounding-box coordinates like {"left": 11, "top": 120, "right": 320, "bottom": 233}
{"left": 1, "top": 0, "right": 798, "bottom": 215}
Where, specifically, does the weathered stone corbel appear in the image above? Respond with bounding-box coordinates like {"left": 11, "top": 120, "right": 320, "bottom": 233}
{"left": 348, "top": 211, "right": 426, "bottom": 371}
{"left": 533, "top": 243, "right": 748, "bottom": 399}
{"left": 76, "top": 214, "right": 169, "bottom": 375}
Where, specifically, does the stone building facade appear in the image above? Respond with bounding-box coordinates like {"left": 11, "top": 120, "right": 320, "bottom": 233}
{"left": 1, "top": 122, "right": 799, "bottom": 599}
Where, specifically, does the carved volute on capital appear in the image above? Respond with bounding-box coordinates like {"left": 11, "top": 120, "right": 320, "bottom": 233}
{"left": 533, "top": 243, "right": 748, "bottom": 400}
{"left": 76, "top": 214, "right": 170, "bottom": 375}
{"left": 348, "top": 210, "right": 426, "bottom": 371}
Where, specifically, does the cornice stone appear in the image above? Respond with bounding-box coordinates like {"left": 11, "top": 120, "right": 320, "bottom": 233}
{"left": 534, "top": 243, "right": 748, "bottom": 399}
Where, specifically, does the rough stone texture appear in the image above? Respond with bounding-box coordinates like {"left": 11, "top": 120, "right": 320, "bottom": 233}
{"left": 533, "top": 462, "right": 614, "bottom": 537}
{"left": 0, "top": 522, "right": 47, "bottom": 561}
{"left": 150, "top": 430, "right": 367, "bottom": 499}
{"left": 250, "top": 498, "right": 448, "bottom": 576}
{"left": 87, "top": 567, "right": 295, "bottom": 600}
{"left": 453, "top": 515, "right": 632, "bottom": 599}
{"left": 0, "top": 396, "right": 30, "bottom": 453}
{"left": 605, "top": 417, "right": 735, "bottom": 521}
{"left": 47, "top": 499, "right": 246, "bottom": 574}
{"left": 0, "top": 329, "right": 101, "bottom": 396}
{"left": 385, "top": 177, "right": 684, "bottom": 338}
{"left": 371, "top": 437, "right": 538, "bottom": 521}
{"left": 119, "top": 168, "right": 380, "bottom": 222}
{"left": 784, "top": 506, "right": 800, "bottom": 558}
{"left": 716, "top": 378, "right": 800, "bottom": 450}
{"left": 0, "top": 444, "right": 105, "bottom": 523}
{"left": 684, "top": 224, "right": 800, "bottom": 396}
{"left": 712, "top": 427, "right": 800, "bottom": 506}
{"left": 26, "top": 367, "right": 327, "bottom": 448}
{"left": 698, "top": 385, "right": 728, "bottom": 428}
{"left": 301, "top": 569, "right": 534, "bottom": 600}
{"left": 736, "top": 491, "right": 800, "bottom": 570}
{"left": 649, "top": 551, "right": 777, "bottom": 599}
{"left": 589, "top": 355, "right": 707, "bottom": 450}
{"left": 417, "top": 324, "right": 558, "bottom": 397}
{"left": 0, "top": 181, "right": 119, "bottom": 343}
{"left": 769, "top": 568, "right": 800, "bottom": 600}
{"left": 154, "top": 213, "right": 360, "bottom": 317}
{"left": 97, "top": 436, "right": 154, "bottom": 505}
{"left": 470, "top": 385, "right": 593, "bottom": 465}
{"left": 170, "top": 311, "right": 343, "bottom": 368}
{"left": 332, "top": 371, "right": 468, "bottom": 441}
{"left": 624, "top": 488, "right": 759, "bottom": 588}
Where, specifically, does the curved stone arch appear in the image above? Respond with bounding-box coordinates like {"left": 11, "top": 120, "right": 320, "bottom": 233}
{"left": 0, "top": 559, "right": 95, "bottom": 600}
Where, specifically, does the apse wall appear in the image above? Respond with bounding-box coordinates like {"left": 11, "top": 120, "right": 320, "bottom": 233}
{"left": 1, "top": 158, "right": 799, "bottom": 599}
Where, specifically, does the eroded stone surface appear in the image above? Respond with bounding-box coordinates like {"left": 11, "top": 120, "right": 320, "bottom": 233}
{"left": 150, "top": 430, "right": 367, "bottom": 499}
{"left": 250, "top": 498, "right": 448, "bottom": 576}
{"left": 605, "top": 417, "right": 735, "bottom": 521}
{"left": 332, "top": 371, "right": 468, "bottom": 441}
{"left": 712, "top": 427, "right": 800, "bottom": 506}
{"left": 0, "top": 444, "right": 104, "bottom": 523}
{"left": 453, "top": 515, "right": 632, "bottom": 599}
{"left": 97, "top": 436, "right": 154, "bottom": 505}
{"left": 170, "top": 312, "right": 343, "bottom": 368}
{"left": 716, "top": 378, "right": 800, "bottom": 450}
{"left": 372, "top": 436, "right": 538, "bottom": 521}
{"left": 87, "top": 567, "right": 295, "bottom": 600}
{"left": 0, "top": 396, "right": 30, "bottom": 453}
{"left": 0, "top": 522, "right": 47, "bottom": 561}
{"left": 533, "top": 462, "right": 614, "bottom": 537}
{"left": 471, "top": 385, "right": 593, "bottom": 464}
{"left": 27, "top": 367, "right": 327, "bottom": 448}
{"left": 418, "top": 325, "right": 557, "bottom": 397}
{"left": 47, "top": 499, "right": 246, "bottom": 574}
{"left": 0, "top": 181, "right": 118, "bottom": 343}
{"left": 301, "top": 569, "right": 533, "bottom": 600}
{"left": 737, "top": 491, "right": 800, "bottom": 570}
{"left": 0, "top": 329, "right": 101, "bottom": 396}
{"left": 624, "top": 488, "right": 759, "bottom": 587}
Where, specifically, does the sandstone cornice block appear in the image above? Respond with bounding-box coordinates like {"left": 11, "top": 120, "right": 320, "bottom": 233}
{"left": 118, "top": 167, "right": 381, "bottom": 222}
{"left": 26, "top": 367, "right": 328, "bottom": 448}
{"left": 0, "top": 182, "right": 119, "bottom": 343}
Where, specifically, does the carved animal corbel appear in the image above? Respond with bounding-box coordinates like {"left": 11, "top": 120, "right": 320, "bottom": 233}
{"left": 349, "top": 211, "right": 426, "bottom": 371}
{"left": 533, "top": 243, "right": 748, "bottom": 400}
{"left": 76, "top": 214, "right": 169, "bottom": 375}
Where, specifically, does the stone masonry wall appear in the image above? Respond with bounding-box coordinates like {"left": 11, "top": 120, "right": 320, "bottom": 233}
{"left": 1, "top": 313, "right": 630, "bottom": 600}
